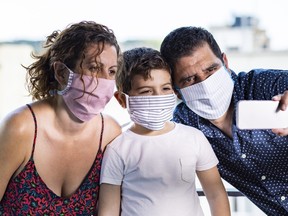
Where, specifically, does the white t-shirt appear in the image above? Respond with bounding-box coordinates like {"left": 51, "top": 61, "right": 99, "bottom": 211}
{"left": 100, "top": 123, "right": 219, "bottom": 216}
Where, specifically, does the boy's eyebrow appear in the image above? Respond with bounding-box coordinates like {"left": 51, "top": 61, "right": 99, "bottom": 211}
{"left": 162, "top": 82, "right": 173, "bottom": 86}
{"left": 134, "top": 82, "right": 172, "bottom": 90}
{"left": 134, "top": 86, "right": 151, "bottom": 90}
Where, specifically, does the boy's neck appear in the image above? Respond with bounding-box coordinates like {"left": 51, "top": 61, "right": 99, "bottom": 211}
{"left": 130, "top": 122, "right": 175, "bottom": 136}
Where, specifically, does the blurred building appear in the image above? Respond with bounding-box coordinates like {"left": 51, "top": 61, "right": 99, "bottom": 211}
{"left": 0, "top": 43, "right": 34, "bottom": 120}
{"left": 209, "top": 16, "right": 288, "bottom": 72}
{"left": 211, "top": 16, "right": 270, "bottom": 53}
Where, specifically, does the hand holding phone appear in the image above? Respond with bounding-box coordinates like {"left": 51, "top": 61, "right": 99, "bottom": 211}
{"left": 236, "top": 100, "right": 288, "bottom": 130}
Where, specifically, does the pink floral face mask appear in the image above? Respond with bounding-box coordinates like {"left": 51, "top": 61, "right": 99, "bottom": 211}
{"left": 57, "top": 68, "right": 115, "bottom": 122}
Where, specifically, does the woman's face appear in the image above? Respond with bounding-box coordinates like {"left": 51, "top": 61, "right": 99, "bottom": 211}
{"left": 74, "top": 43, "right": 118, "bottom": 80}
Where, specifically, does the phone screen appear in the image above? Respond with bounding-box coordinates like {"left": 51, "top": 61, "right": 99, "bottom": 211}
{"left": 236, "top": 100, "right": 288, "bottom": 129}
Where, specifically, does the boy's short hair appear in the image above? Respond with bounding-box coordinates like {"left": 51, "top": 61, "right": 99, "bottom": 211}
{"left": 116, "top": 47, "right": 171, "bottom": 93}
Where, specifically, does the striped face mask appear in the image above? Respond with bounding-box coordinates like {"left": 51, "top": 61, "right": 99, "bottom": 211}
{"left": 179, "top": 66, "right": 234, "bottom": 120}
{"left": 125, "top": 93, "right": 176, "bottom": 130}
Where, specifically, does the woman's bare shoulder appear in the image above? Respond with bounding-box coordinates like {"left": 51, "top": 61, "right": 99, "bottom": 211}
{"left": 0, "top": 104, "right": 35, "bottom": 138}
{"left": 101, "top": 113, "right": 122, "bottom": 145}
{"left": 0, "top": 104, "right": 36, "bottom": 177}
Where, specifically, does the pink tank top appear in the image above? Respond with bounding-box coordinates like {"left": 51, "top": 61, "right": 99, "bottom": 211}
{"left": 0, "top": 104, "right": 104, "bottom": 215}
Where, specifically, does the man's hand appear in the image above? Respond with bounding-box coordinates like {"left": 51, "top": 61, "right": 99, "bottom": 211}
{"left": 272, "top": 90, "right": 288, "bottom": 136}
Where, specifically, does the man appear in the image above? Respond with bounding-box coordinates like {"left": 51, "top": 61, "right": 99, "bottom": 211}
{"left": 160, "top": 26, "right": 288, "bottom": 215}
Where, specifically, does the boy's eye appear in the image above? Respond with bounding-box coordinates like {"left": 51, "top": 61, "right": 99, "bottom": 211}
{"left": 139, "top": 89, "right": 152, "bottom": 94}
{"left": 163, "top": 86, "right": 172, "bottom": 91}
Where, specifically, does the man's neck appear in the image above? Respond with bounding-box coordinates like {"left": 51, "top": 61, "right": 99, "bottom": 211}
{"left": 209, "top": 105, "right": 234, "bottom": 138}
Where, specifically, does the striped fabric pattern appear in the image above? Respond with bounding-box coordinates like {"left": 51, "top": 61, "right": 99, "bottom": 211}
{"left": 127, "top": 94, "right": 176, "bottom": 130}
{"left": 180, "top": 67, "right": 234, "bottom": 119}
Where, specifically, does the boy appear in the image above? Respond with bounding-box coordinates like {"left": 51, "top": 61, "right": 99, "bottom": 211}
{"left": 98, "top": 47, "right": 230, "bottom": 216}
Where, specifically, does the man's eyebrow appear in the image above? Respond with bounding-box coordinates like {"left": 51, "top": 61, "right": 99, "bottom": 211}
{"left": 179, "top": 75, "right": 188, "bottom": 83}
{"left": 203, "top": 63, "right": 220, "bottom": 71}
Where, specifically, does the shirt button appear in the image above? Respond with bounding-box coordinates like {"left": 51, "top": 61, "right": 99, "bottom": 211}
{"left": 281, "top": 196, "right": 286, "bottom": 201}
{"left": 241, "top": 154, "right": 246, "bottom": 159}
{"left": 261, "top": 176, "right": 266, "bottom": 180}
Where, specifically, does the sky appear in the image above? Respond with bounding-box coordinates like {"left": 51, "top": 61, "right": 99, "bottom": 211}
{"left": 1, "top": 0, "right": 288, "bottom": 50}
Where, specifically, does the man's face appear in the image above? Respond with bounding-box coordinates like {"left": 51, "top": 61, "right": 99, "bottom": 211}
{"left": 173, "top": 43, "right": 224, "bottom": 89}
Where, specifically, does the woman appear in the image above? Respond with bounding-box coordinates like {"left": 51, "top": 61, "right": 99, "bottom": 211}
{"left": 0, "top": 21, "right": 122, "bottom": 215}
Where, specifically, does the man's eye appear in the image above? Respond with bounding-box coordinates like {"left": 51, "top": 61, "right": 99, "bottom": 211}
{"left": 182, "top": 76, "right": 195, "bottom": 87}
{"left": 207, "top": 66, "right": 218, "bottom": 73}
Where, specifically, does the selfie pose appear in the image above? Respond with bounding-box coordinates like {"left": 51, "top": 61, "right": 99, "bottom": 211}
{"left": 160, "top": 26, "right": 288, "bottom": 215}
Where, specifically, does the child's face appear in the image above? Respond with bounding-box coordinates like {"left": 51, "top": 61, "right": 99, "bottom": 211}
{"left": 129, "top": 69, "right": 174, "bottom": 96}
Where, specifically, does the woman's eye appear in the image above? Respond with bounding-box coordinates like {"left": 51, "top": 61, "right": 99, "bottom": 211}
{"left": 90, "top": 66, "right": 100, "bottom": 73}
{"left": 109, "top": 69, "right": 116, "bottom": 77}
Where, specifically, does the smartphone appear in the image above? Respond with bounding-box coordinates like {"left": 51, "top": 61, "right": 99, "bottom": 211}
{"left": 236, "top": 100, "right": 288, "bottom": 130}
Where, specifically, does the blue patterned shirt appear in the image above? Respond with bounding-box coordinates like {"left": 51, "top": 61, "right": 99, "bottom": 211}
{"left": 173, "top": 69, "right": 288, "bottom": 215}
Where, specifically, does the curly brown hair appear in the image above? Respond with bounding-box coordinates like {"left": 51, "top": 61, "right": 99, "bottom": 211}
{"left": 24, "top": 21, "right": 121, "bottom": 100}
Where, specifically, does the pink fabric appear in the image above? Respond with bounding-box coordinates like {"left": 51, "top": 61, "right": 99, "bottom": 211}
{"left": 63, "top": 73, "right": 115, "bottom": 121}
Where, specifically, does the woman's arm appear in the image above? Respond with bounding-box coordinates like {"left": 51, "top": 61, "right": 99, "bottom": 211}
{"left": 0, "top": 109, "right": 30, "bottom": 201}
{"left": 197, "top": 166, "right": 231, "bottom": 216}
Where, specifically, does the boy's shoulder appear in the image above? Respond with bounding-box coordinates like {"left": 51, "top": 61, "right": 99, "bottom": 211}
{"left": 108, "top": 129, "right": 135, "bottom": 146}
{"left": 174, "top": 122, "right": 204, "bottom": 136}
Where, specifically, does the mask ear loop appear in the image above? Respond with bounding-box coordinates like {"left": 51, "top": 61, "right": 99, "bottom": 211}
{"left": 223, "top": 65, "right": 235, "bottom": 84}
{"left": 174, "top": 85, "right": 187, "bottom": 104}
{"left": 49, "top": 65, "right": 74, "bottom": 96}
{"left": 122, "top": 93, "right": 130, "bottom": 111}
{"left": 56, "top": 68, "right": 74, "bottom": 95}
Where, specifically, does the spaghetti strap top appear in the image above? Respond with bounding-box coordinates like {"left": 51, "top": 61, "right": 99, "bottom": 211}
{"left": 0, "top": 104, "right": 104, "bottom": 215}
